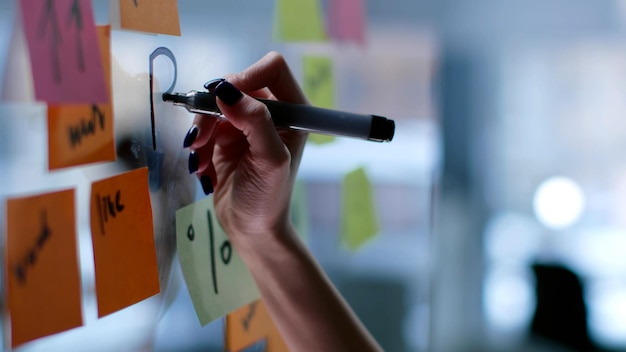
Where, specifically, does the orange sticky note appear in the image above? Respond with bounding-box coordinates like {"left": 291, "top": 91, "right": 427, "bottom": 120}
{"left": 5, "top": 189, "right": 83, "bottom": 348}
{"left": 48, "top": 25, "right": 115, "bottom": 170}
{"left": 226, "top": 299, "right": 288, "bottom": 352}
{"left": 119, "top": 0, "right": 181, "bottom": 36}
{"left": 89, "top": 167, "right": 160, "bottom": 317}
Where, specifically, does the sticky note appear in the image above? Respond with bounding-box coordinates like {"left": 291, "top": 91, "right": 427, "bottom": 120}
{"left": 119, "top": 0, "right": 181, "bottom": 36}
{"left": 341, "top": 167, "right": 379, "bottom": 251}
{"left": 291, "top": 179, "right": 309, "bottom": 243}
{"left": 48, "top": 25, "right": 115, "bottom": 170}
{"left": 327, "top": 0, "right": 366, "bottom": 45}
{"left": 226, "top": 299, "right": 288, "bottom": 352}
{"left": 274, "top": 0, "right": 326, "bottom": 42}
{"left": 303, "top": 55, "right": 336, "bottom": 145}
{"left": 89, "top": 167, "right": 160, "bottom": 317}
{"left": 5, "top": 189, "right": 83, "bottom": 348}
{"left": 19, "top": 0, "right": 108, "bottom": 103}
{"left": 176, "top": 196, "right": 260, "bottom": 326}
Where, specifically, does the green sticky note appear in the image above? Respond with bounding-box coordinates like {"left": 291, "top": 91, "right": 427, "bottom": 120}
{"left": 274, "top": 0, "right": 326, "bottom": 42}
{"left": 176, "top": 196, "right": 260, "bottom": 326}
{"left": 341, "top": 167, "right": 379, "bottom": 251}
{"left": 303, "top": 56, "right": 336, "bottom": 145}
{"left": 291, "top": 179, "right": 309, "bottom": 243}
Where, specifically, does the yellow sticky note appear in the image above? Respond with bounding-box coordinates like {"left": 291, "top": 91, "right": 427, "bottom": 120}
{"left": 303, "top": 56, "right": 336, "bottom": 145}
{"left": 119, "top": 0, "right": 181, "bottom": 36}
{"left": 341, "top": 167, "right": 379, "bottom": 251}
{"left": 225, "top": 299, "right": 287, "bottom": 352}
{"left": 6, "top": 189, "right": 83, "bottom": 348}
{"left": 274, "top": 0, "right": 326, "bottom": 42}
{"left": 48, "top": 26, "right": 115, "bottom": 170}
{"left": 176, "top": 196, "right": 260, "bottom": 326}
{"left": 89, "top": 167, "right": 160, "bottom": 317}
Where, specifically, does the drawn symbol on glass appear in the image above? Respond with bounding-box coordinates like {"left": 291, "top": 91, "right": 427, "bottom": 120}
{"left": 37, "top": 0, "right": 62, "bottom": 83}
{"left": 207, "top": 210, "right": 232, "bottom": 294}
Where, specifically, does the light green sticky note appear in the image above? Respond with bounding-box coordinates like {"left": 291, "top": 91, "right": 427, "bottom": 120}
{"left": 291, "top": 179, "right": 309, "bottom": 243}
{"left": 303, "top": 56, "right": 337, "bottom": 145}
{"left": 341, "top": 167, "right": 379, "bottom": 251}
{"left": 274, "top": 0, "right": 326, "bottom": 42}
{"left": 176, "top": 196, "right": 260, "bottom": 326}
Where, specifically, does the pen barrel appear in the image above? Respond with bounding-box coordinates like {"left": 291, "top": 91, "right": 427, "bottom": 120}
{"left": 260, "top": 99, "right": 394, "bottom": 142}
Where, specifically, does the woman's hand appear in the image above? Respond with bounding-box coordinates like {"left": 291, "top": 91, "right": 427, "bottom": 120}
{"left": 183, "top": 51, "right": 308, "bottom": 246}
{"left": 183, "top": 51, "right": 382, "bottom": 352}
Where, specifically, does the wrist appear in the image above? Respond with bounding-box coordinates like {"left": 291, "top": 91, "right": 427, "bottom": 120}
{"left": 229, "top": 221, "right": 301, "bottom": 269}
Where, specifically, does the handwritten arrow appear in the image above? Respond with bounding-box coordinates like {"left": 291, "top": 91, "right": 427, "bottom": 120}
{"left": 37, "top": 0, "right": 62, "bottom": 83}
{"left": 67, "top": 0, "right": 85, "bottom": 72}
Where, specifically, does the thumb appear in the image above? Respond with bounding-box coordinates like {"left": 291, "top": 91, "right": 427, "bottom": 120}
{"left": 213, "top": 79, "right": 288, "bottom": 162}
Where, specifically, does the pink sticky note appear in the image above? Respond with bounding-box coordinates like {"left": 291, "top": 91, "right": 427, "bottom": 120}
{"left": 327, "top": 0, "right": 366, "bottom": 45}
{"left": 19, "top": 0, "right": 108, "bottom": 104}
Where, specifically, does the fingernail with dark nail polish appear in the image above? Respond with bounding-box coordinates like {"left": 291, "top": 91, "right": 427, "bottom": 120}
{"left": 200, "top": 175, "right": 214, "bottom": 195}
{"left": 188, "top": 151, "right": 199, "bottom": 174}
{"left": 204, "top": 78, "right": 225, "bottom": 93}
{"left": 183, "top": 126, "right": 198, "bottom": 148}
{"left": 214, "top": 81, "right": 243, "bottom": 105}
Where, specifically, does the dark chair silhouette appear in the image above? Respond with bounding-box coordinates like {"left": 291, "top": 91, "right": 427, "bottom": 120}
{"left": 531, "top": 263, "right": 595, "bottom": 351}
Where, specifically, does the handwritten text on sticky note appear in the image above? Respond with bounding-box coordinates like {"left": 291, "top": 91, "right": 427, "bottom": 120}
{"left": 341, "top": 167, "right": 379, "bottom": 251}
{"left": 176, "top": 196, "right": 259, "bottom": 326}
{"left": 19, "top": 0, "right": 108, "bottom": 103}
{"left": 119, "top": 0, "right": 181, "bottom": 36}
{"left": 6, "top": 189, "right": 83, "bottom": 348}
{"left": 226, "top": 299, "right": 288, "bottom": 352}
{"left": 303, "top": 55, "right": 336, "bottom": 144}
{"left": 89, "top": 167, "right": 160, "bottom": 317}
{"left": 48, "top": 25, "right": 115, "bottom": 170}
{"left": 274, "top": 0, "right": 326, "bottom": 42}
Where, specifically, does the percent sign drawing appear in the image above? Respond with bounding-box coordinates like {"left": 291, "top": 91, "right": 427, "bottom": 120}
{"left": 176, "top": 196, "right": 260, "bottom": 325}
{"left": 186, "top": 210, "right": 232, "bottom": 294}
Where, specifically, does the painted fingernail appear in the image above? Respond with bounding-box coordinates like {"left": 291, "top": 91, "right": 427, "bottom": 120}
{"left": 200, "top": 175, "right": 214, "bottom": 195}
{"left": 188, "top": 151, "right": 199, "bottom": 174}
{"left": 204, "top": 78, "right": 225, "bottom": 93}
{"left": 183, "top": 125, "right": 198, "bottom": 148}
{"left": 214, "top": 80, "right": 243, "bottom": 105}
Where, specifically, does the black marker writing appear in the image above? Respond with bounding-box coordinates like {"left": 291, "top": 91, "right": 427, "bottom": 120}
{"left": 38, "top": 0, "right": 62, "bottom": 83}
{"left": 96, "top": 190, "right": 125, "bottom": 235}
{"left": 67, "top": 0, "right": 85, "bottom": 72}
{"left": 13, "top": 209, "right": 52, "bottom": 285}
{"left": 133, "top": 0, "right": 138, "bottom": 7}
{"left": 242, "top": 302, "right": 258, "bottom": 331}
{"left": 187, "top": 224, "right": 195, "bottom": 241}
{"left": 148, "top": 47, "right": 177, "bottom": 150}
{"left": 68, "top": 104, "right": 105, "bottom": 147}
{"left": 206, "top": 210, "right": 231, "bottom": 294}
{"left": 220, "top": 240, "right": 232, "bottom": 264}
{"left": 306, "top": 62, "right": 331, "bottom": 95}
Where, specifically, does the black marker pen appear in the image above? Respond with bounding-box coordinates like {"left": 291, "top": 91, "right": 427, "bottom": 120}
{"left": 163, "top": 89, "right": 395, "bottom": 142}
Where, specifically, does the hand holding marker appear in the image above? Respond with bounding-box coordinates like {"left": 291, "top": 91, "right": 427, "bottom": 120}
{"left": 163, "top": 78, "right": 395, "bottom": 142}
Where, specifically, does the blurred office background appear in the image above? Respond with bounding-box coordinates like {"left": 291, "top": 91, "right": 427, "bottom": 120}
{"left": 3, "top": 0, "right": 626, "bottom": 351}
{"left": 433, "top": 1, "right": 626, "bottom": 351}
